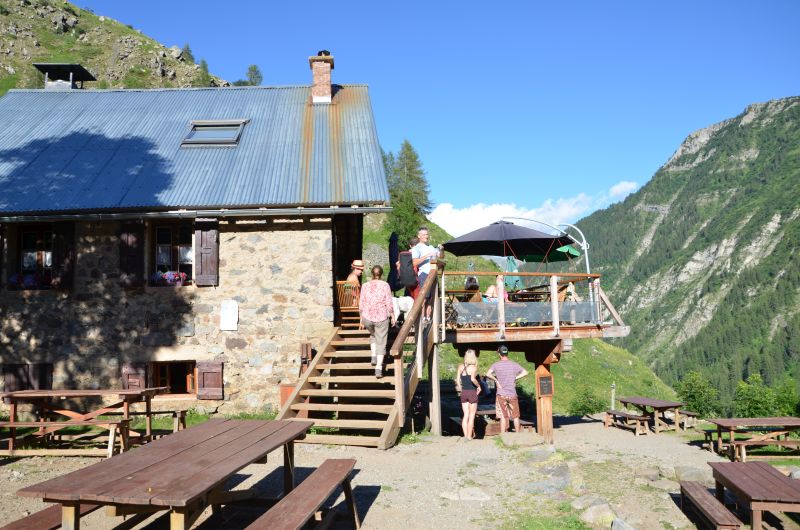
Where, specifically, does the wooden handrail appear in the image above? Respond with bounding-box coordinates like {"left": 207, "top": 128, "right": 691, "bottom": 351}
{"left": 388, "top": 269, "right": 439, "bottom": 358}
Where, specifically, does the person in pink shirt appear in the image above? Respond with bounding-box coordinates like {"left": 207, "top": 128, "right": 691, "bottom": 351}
{"left": 359, "top": 265, "right": 395, "bottom": 378}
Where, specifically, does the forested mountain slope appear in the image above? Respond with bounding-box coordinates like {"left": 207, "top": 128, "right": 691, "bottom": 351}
{"left": 578, "top": 97, "right": 800, "bottom": 408}
{"left": 0, "top": 0, "right": 224, "bottom": 96}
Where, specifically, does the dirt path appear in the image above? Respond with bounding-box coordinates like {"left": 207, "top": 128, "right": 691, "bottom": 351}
{"left": 1, "top": 418, "right": 797, "bottom": 529}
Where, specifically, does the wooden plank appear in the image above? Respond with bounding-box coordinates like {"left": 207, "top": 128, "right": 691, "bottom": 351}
{"left": 17, "top": 419, "right": 233, "bottom": 501}
{"left": 244, "top": 459, "right": 355, "bottom": 530}
{"left": 299, "top": 434, "right": 379, "bottom": 447}
{"left": 299, "top": 389, "right": 395, "bottom": 398}
{"left": 316, "top": 363, "right": 397, "bottom": 371}
{"left": 276, "top": 328, "right": 339, "bottom": 421}
{"left": 0, "top": 449, "right": 110, "bottom": 458}
{"left": 680, "top": 481, "right": 742, "bottom": 527}
{"left": 287, "top": 418, "right": 385, "bottom": 429}
{"left": 323, "top": 351, "right": 373, "bottom": 358}
{"left": 150, "top": 421, "right": 312, "bottom": 507}
{"left": 307, "top": 376, "right": 395, "bottom": 384}
{"left": 290, "top": 403, "right": 393, "bottom": 414}
{"left": 89, "top": 420, "right": 291, "bottom": 505}
{"left": 0, "top": 503, "right": 99, "bottom": 530}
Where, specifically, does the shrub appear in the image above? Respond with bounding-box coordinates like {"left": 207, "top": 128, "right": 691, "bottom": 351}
{"left": 734, "top": 374, "right": 779, "bottom": 417}
{"left": 774, "top": 376, "right": 800, "bottom": 416}
{"left": 568, "top": 387, "right": 606, "bottom": 417}
{"left": 675, "top": 370, "right": 719, "bottom": 418}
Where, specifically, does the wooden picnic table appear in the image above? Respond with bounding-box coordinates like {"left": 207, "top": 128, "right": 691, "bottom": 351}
{"left": 618, "top": 396, "right": 684, "bottom": 434}
{"left": 709, "top": 461, "right": 800, "bottom": 529}
{"left": 0, "top": 387, "right": 166, "bottom": 455}
{"left": 706, "top": 417, "right": 800, "bottom": 460}
{"left": 17, "top": 418, "right": 313, "bottom": 530}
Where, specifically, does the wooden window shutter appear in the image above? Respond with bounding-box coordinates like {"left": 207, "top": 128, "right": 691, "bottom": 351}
{"left": 0, "top": 224, "right": 4, "bottom": 289}
{"left": 121, "top": 362, "right": 148, "bottom": 390}
{"left": 52, "top": 222, "right": 76, "bottom": 289}
{"left": 2, "top": 364, "right": 29, "bottom": 403}
{"left": 194, "top": 220, "right": 219, "bottom": 286}
{"left": 196, "top": 361, "right": 223, "bottom": 400}
{"left": 119, "top": 223, "right": 145, "bottom": 287}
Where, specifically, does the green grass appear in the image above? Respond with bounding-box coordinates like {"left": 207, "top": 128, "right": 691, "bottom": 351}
{"left": 0, "top": 74, "right": 19, "bottom": 98}
{"left": 501, "top": 503, "right": 590, "bottom": 530}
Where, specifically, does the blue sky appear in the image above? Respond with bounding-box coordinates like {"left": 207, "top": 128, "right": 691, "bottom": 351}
{"left": 77, "top": 1, "right": 800, "bottom": 235}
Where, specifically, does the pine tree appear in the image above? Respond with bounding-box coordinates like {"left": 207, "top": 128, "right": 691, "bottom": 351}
{"left": 181, "top": 43, "right": 195, "bottom": 64}
{"left": 384, "top": 140, "right": 433, "bottom": 245}
{"left": 246, "top": 65, "right": 263, "bottom": 86}
{"left": 194, "top": 59, "right": 211, "bottom": 87}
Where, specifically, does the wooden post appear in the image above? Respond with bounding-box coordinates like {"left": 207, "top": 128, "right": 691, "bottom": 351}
{"left": 535, "top": 364, "right": 554, "bottom": 444}
{"left": 394, "top": 356, "right": 404, "bottom": 418}
{"left": 61, "top": 503, "right": 80, "bottom": 530}
{"left": 283, "top": 442, "right": 295, "bottom": 494}
{"left": 549, "top": 275, "right": 560, "bottom": 336}
{"left": 497, "top": 275, "right": 505, "bottom": 339}
{"left": 429, "top": 344, "right": 441, "bottom": 436}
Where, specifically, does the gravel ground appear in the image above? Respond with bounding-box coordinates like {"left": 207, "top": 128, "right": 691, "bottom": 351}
{"left": 1, "top": 417, "right": 797, "bottom": 529}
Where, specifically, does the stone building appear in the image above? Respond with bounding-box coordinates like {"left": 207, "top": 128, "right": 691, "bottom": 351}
{"left": 0, "top": 54, "right": 389, "bottom": 412}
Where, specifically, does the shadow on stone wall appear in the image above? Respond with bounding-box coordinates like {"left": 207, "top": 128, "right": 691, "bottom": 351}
{"left": 0, "top": 132, "right": 194, "bottom": 398}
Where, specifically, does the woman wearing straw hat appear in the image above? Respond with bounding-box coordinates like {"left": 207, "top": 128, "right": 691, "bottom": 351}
{"left": 347, "top": 259, "right": 365, "bottom": 286}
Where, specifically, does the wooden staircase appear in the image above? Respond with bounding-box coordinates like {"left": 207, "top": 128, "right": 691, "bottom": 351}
{"left": 276, "top": 328, "right": 413, "bottom": 449}
{"left": 277, "top": 267, "right": 442, "bottom": 449}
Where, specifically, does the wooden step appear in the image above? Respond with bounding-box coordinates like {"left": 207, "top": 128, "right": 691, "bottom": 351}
{"left": 288, "top": 418, "right": 385, "bottom": 429}
{"left": 317, "top": 363, "right": 398, "bottom": 371}
{"left": 290, "top": 403, "right": 394, "bottom": 414}
{"left": 324, "top": 350, "right": 373, "bottom": 358}
{"left": 298, "top": 434, "right": 380, "bottom": 447}
{"left": 299, "top": 389, "right": 395, "bottom": 398}
{"left": 331, "top": 340, "right": 372, "bottom": 347}
{"left": 337, "top": 330, "right": 371, "bottom": 337}
{"left": 308, "top": 376, "right": 394, "bottom": 385}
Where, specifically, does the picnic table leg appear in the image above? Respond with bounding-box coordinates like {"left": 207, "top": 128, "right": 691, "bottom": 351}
{"left": 342, "top": 478, "right": 361, "bottom": 529}
{"left": 8, "top": 402, "right": 16, "bottom": 451}
{"left": 62, "top": 502, "right": 80, "bottom": 530}
{"left": 715, "top": 480, "right": 724, "bottom": 503}
{"left": 675, "top": 409, "right": 682, "bottom": 431}
{"left": 283, "top": 441, "right": 295, "bottom": 495}
{"left": 107, "top": 426, "right": 117, "bottom": 458}
{"left": 716, "top": 426, "right": 723, "bottom": 454}
{"left": 170, "top": 508, "right": 190, "bottom": 530}
{"left": 143, "top": 397, "right": 152, "bottom": 441}
{"left": 751, "top": 508, "right": 762, "bottom": 530}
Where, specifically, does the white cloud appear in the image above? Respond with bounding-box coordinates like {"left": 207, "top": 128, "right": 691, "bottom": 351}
{"left": 429, "top": 180, "right": 638, "bottom": 237}
{"left": 609, "top": 180, "right": 638, "bottom": 198}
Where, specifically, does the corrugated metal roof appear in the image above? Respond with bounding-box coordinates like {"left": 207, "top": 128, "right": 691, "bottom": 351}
{"left": 0, "top": 85, "right": 389, "bottom": 215}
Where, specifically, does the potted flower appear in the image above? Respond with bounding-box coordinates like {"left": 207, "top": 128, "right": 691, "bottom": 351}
{"left": 151, "top": 271, "right": 188, "bottom": 286}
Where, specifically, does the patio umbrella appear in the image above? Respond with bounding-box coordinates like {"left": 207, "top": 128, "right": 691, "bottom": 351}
{"left": 442, "top": 221, "right": 573, "bottom": 258}
{"left": 387, "top": 232, "right": 402, "bottom": 292}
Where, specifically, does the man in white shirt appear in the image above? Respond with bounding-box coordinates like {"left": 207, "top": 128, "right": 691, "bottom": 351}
{"left": 411, "top": 226, "right": 441, "bottom": 322}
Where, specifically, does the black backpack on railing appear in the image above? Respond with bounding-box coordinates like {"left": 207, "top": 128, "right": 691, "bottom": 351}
{"left": 398, "top": 251, "right": 417, "bottom": 289}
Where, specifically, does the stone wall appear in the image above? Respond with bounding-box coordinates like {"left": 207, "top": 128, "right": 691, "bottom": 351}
{"left": 0, "top": 217, "right": 335, "bottom": 412}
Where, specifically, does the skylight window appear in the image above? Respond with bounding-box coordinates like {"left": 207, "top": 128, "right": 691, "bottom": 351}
{"left": 182, "top": 119, "right": 249, "bottom": 147}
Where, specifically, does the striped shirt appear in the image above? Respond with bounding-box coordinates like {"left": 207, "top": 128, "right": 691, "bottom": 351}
{"left": 359, "top": 279, "right": 393, "bottom": 323}
{"left": 490, "top": 360, "right": 524, "bottom": 397}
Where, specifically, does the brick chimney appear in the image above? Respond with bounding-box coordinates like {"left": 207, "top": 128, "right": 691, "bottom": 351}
{"left": 309, "top": 50, "right": 334, "bottom": 104}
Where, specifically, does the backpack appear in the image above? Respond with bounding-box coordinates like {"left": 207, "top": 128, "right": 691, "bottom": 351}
{"left": 398, "top": 251, "right": 418, "bottom": 288}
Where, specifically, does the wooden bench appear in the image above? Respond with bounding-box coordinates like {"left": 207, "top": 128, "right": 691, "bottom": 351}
{"left": 0, "top": 420, "right": 129, "bottom": 457}
{"left": 705, "top": 426, "right": 789, "bottom": 453}
{"left": 245, "top": 458, "right": 360, "bottom": 530}
{"left": 679, "top": 410, "right": 698, "bottom": 429}
{"left": 604, "top": 410, "right": 649, "bottom": 436}
{"left": 679, "top": 480, "right": 742, "bottom": 529}
{"left": 0, "top": 502, "right": 100, "bottom": 530}
{"left": 731, "top": 439, "right": 800, "bottom": 462}
{"left": 102, "top": 408, "right": 188, "bottom": 434}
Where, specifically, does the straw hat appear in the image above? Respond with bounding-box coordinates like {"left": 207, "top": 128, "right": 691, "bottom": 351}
{"left": 351, "top": 259, "right": 365, "bottom": 270}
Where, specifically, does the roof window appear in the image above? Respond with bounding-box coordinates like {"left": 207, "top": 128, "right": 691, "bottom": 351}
{"left": 182, "top": 119, "right": 249, "bottom": 147}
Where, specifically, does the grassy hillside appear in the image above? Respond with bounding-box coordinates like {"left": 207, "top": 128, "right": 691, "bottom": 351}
{"left": 439, "top": 339, "right": 675, "bottom": 414}
{"left": 0, "top": 0, "right": 225, "bottom": 97}
{"left": 577, "top": 97, "right": 800, "bottom": 411}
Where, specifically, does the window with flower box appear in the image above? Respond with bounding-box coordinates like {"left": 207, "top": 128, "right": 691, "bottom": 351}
{"left": 150, "top": 222, "right": 193, "bottom": 286}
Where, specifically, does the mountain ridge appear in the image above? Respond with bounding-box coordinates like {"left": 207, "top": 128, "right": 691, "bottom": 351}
{"left": 578, "top": 95, "right": 800, "bottom": 410}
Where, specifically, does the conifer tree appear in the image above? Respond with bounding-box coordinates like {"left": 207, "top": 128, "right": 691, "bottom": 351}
{"left": 384, "top": 140, "right": 432, "bottom": 244}
{"left": 194, "top": 59, "right": 211, "bottom": 87}
{"left": 181, "top": 43, "right": 195, "bottom": 64}
{"left": 246, "top": 65, "right": 263, "bottom": 86}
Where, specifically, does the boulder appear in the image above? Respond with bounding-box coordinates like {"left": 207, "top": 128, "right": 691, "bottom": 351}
{"left": 650, "top": 479, "right": 680, "bottom": 492}
{"left": 612, "top": 518, "right": 638, "bottom": 530}
{"left": 580, "top": 503, "right": 616, "bottom": 526}
{"left": 169, "top": 46, "right": 182, "bottom": 60}
{"left": 789, "top": 468, "right": 800, "bottom": 480}
{"left": 674, "top": 465, "right": 709, "bottom": 483}
{"left": 635, "top": 467, "right": 660, "bottom": 482}
{"left": 571, "top": 494, "right": 606, "bottom": 510}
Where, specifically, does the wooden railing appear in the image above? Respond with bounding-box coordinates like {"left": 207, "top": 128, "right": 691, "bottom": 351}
{"left": 385, "top": 263, "right": 442, "bottom": 435}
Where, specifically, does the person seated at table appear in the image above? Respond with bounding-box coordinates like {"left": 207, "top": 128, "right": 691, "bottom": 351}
{"left": 464, "top": 276, "right": 481, "bottom": 302}
{"left": 483, "top": 282, "right": 509, "bottom": 304}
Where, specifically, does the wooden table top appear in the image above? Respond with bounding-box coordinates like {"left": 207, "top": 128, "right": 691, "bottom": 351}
{"left": 618, "top": 396, "right": 683, "bottom": 409}
{"left": 707, "top": 417, "right": 800, "bottom": 428}
{"left": 17, "top": 419, "right": 313, "bottom": 507}
{"left": 1, "top": 387, "right": 167, "bottom": 400}
{"left": 709, "top": 461, "right": 800, "bottom": 503}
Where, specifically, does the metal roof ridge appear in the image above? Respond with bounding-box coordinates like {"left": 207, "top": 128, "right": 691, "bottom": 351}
{"left": 6, "top": 84, "right": 370, "bottom": 94}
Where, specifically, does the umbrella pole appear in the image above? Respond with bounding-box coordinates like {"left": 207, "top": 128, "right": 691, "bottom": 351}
{"left": 497, "top": 275, "right": 505, "bottom": 340}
